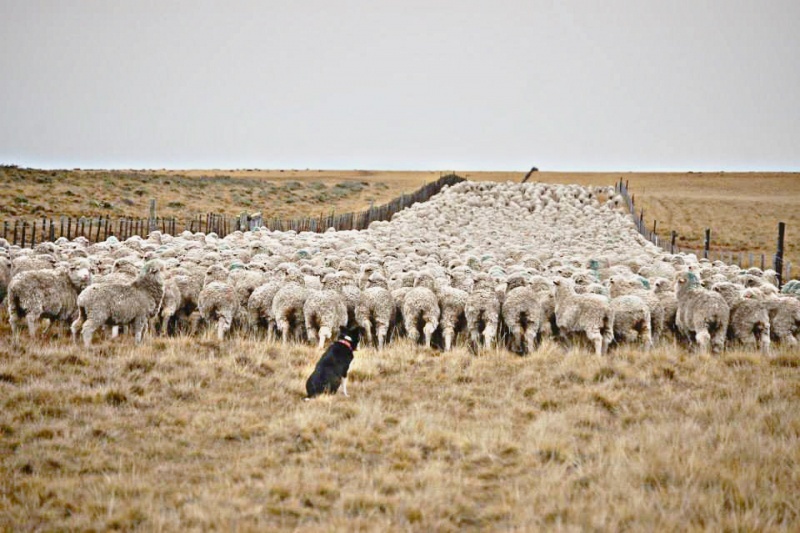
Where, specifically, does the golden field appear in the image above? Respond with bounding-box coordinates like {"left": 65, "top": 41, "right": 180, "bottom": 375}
{"left": 2, "top": 167, "right": 800, "bottom": 530}
{"left": 1, "top": 330, "right": 799, "bottom": 531}
{"left": 2, "top": 167, "right": 798, "bottom": 271}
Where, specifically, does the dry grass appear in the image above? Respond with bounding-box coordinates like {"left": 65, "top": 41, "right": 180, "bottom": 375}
{"left": 1, "top": 321, "right": 800, "bottom": 531}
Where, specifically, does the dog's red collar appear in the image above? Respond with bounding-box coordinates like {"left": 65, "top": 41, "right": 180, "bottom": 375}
{"left": 337, "top": 339, "right": 353, "bottom": 350}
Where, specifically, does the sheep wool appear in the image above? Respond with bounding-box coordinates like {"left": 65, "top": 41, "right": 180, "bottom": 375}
{"left": 8, "top": 258, "right": 92, "bottom": 338}
{"left": 72, "top": 260, "right": 165, "bottom": 346}
{"left": 675, "top": 271, "right": 729, "bottom": 354}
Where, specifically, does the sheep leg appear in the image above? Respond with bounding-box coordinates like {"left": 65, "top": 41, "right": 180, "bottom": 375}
{"left": 585, "top": 327, "right": 604, "bottom": 356}
{"left": 134, "top": 316, "right": 148, "bottom": 344}
{"left": 710, "top": 328, "right": 726, "bottom": 355}
{"left": 423, "top": 321, "right": 437, "bottom": 348}
{"left": 81, "top": 319, "right": 98, "bottom": 347}
{"left": 483, "top": 319, "right": 498, "bottom": 349}
{"left": 111, "top": 326, "right": 120, "bottom": 339}
{"left": 405, "top": 313, "right": 420, "bottom": 343}
{"left": 443, "top": 326, "right": 455, "bottom": 351}
{"left": 695, "top": 329, "right": 711, "bottom": 354}
{"left": 759, "top": 328, "right": 771, "bottom": 355}
{"left": 376, "top": 323, "right": 389, "bottom": 351}
{"left": 341, "top": 376, "right": 349, "bottom": 397}
{"left": 70, "top": 316, "right": 83, "bottom": 343}
{"left": 524, "top": 327, "right": 539, "bottom": 355}
{"left": 216, "top": 317, "right": 229, "bottom": 341}
{"left": 509, "top": 324, "right": 524, "bottom": 353}
{"left": 277, "top": 318, "right": 290, "bottom": 344}
{"left": 26, "top": 313, "right": 39, "bottom": 339}
{"left": 641, "top": 321, "right": 653, "bottom": 351}
{"left": 318, "top": 326, "right": 332, "bottom": 349}
{"left": 357, "top": 317, "right": 373, "bottom": 347}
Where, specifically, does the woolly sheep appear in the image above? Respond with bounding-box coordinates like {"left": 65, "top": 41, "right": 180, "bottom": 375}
{"left": 303, "top": 287, "right": 348, "bottom": 348}
{"left": 552, "top": 277, "right": 614, "bottom": 356}
{"left": 198, "top": 264, "right": 238, "bottom": 340}
{"left": 712, "top": 282, "right": 770, "bottom": 353}
{"left": 402, "top": 272, "right": 440, "bottom": 348}
{"left": 8, "top": 258, "right": 92, "bottom": 338}
{"left": 675, "top": 271, "right": 729, "bottom": 354}
{"left": 501, "top": 277, "right": 544, "bottom": 354}
{"left": 271, "top": 272, "right": 308, "bottom": 344}
{"left": 764, "top": 296, "right": 800, "bottom": 347}
{"left": 355, "top": 272, "right": 395, "bottom": 350}
{"left": 72, "top": 260, "right": 165, "bottom": 346}
{"left": 610, "top": 294, "right": 653, "bottom": 349}
{"left": 465, "top": 273, "right": 502, "bottom": 350}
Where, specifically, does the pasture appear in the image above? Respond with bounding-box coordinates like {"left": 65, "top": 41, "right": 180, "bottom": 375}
{"left": 2, "top": 332, "right": 800, "bottom": 531}
{"left": 1, "top": 169, "right": 799, "bottom": 531}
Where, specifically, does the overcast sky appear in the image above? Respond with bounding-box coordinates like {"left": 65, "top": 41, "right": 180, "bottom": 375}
{"left": 1, "top": 1, "right": 798, "bottom": 171}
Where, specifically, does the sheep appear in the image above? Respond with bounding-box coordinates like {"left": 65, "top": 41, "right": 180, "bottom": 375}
{"left": 675, "top": 271, "right": 729, "bottom": 354}
{"left": 247, "top": 280, "right": 283, "bottom": 339}
{"left": 764, "top": 296, "right": 800, "bottom": 347}
{"left": 652, "top": 278, "right": 678, "bottom": 333}
{"left": 10, "top": 254, "right": 57, "bottom": 278}
{"left": 271, "top": 272, "right": 308, "bottom": 343}
{"left": 552, "top": 277, "right": 614, "bottom": 356}
{"left": 402, "top": 272, "right": 440, "bottom": 348}
{"left": 711, "top": 282, "right": 771, "bottom": 353}
{"left": 72, "top": 260, "right": 165, "bottom": 347}
{"left": 7, "top": 258, "right": 92, "bottom": 339}
{"left": 355, "top": 272, "right": 395, "bottom": 349}
{"left": 303, "top": 286, "right": 348, "bottom": 348}
{"left": 465, "top": 273, "right": 502, "bottom": 350}
{"left": 152, "top": 276, "right": 182, "bottom": 336}
{"left": 501, "top": 275, "right": 544, "bottom": 354}
{"left": 0, "top": 254, "right": 10, "bottom": 304}
{"left": 437, "top": 282, "right": 469, "bottom": 351}
{"left": 608, "top": 275, "right": 665, "bottom": 342}
{"left": 198, "top": 264, "right": 239, "bottom": 341}
{"left": 610, "top": 295, "right": 653, "bottom": 349}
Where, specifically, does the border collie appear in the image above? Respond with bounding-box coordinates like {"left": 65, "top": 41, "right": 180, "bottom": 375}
{"left": 305, "top": 326, "right": 361, "bottom": 399}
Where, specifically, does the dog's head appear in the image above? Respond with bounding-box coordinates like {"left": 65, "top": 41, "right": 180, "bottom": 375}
{"left": 337, "top": 326, "right": 362, "bottom": 351}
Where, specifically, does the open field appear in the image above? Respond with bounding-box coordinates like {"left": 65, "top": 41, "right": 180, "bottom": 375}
{"left": 1, "top": 330, "right": 800, "bottom": 531}
{"left": 2, "top": 167, "right": 798, "bottom": 271}
{"left": 2, "top": 167, "right": 800, "bottom": 530}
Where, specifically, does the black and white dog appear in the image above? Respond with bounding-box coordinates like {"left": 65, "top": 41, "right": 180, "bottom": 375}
{"left": 305, "top": 326, "right": 361, "bottom": 399}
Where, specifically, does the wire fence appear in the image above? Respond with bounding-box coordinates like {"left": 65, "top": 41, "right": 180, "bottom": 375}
{"left": 615, "top": 178, "right": 793, "bottom": 286}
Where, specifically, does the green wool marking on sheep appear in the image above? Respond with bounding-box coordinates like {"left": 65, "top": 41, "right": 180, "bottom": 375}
{"left": 637, "top": 277, "right": 651, "bottom": 289}
{"left": 685, "top": 271, "right": 701, "bottom": 289}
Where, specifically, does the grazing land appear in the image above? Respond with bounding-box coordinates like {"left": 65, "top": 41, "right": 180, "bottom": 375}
{"left": 1, "top": 333, "right": 799, "bottom": 531}
{"left": 2, "top": 167, "right": 798, "bottom": 269}
{"left": 1, "top": 167, "right": 799, "bottom": 530}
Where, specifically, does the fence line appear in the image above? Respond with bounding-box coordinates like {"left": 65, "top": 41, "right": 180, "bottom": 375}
{"left": 1, "top": 174, "right": 464, "bottom": 248}
{"left": 615, "top": 178, "right": 793, "bottom": 286}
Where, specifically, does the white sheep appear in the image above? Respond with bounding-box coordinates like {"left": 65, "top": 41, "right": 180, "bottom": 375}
{"left": 675, "top": 271, "right": 729, "bottom": 354}
{"left": 72, "top": 260, "right": 165, "bottom": 347}
{"left": 7, "top": 258, "right": 92, "bottom": 338}
{"left": 552, "top": 277, "right": 614, "bottom": 356}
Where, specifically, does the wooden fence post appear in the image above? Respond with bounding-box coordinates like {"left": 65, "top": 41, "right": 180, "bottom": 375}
{"left": 703, "top": 229, "right": 710, "bottom": 260}
{"left": 21, "top": 220, "right": 27, "bottom": 248}
{"left": 670, "top": 231, "right": 677, "bottom": 254}
{"left": 775, "top": 222, "right": 785, "bottom": 288}
{"left": 3, "top": 221, "right": 7, "bottom": 241}
{"left": 149, "top": 199, "right": 157, "bottom": 234}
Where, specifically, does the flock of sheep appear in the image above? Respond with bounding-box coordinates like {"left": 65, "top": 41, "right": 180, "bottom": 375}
{"left": 2, "top": 180, "right": 799, "bottom": 356}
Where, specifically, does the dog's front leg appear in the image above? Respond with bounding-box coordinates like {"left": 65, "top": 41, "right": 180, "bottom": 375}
{"left": 341, "top": 376, "right": 349, "bottom": 397}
